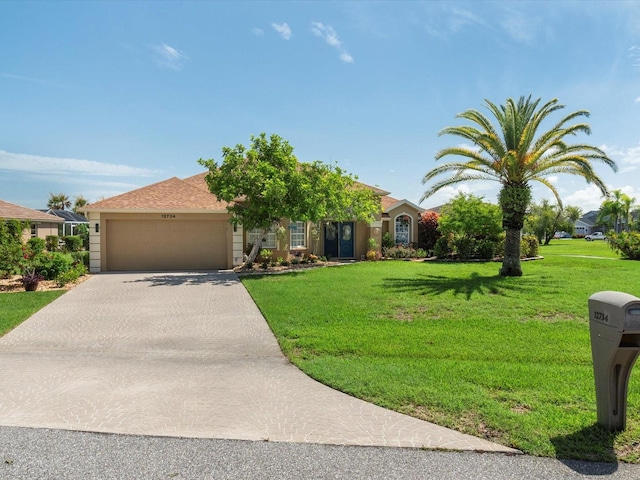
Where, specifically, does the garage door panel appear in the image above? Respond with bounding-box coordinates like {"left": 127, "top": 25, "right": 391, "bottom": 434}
{"left": 106, "top": 220, "right": 227, "bottom": 271}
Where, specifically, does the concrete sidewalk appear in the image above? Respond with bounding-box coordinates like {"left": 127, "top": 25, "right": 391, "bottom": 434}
{"left": 0, "top": 272, "right": 516, "bottom": 453}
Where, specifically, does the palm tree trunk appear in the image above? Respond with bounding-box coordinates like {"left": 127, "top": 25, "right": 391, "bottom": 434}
{"left": 498, "top": 183, "right": 529, "bottom": 277}
{"left": 500, "top": 229, "right": 522, "bottom": 276}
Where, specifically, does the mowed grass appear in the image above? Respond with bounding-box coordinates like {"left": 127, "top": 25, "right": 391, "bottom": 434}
{"left": 242, "top": 239, "right": 640, "bottom": 462}
{"left": 0, "top": 290, "right": 66, "bottom": 336}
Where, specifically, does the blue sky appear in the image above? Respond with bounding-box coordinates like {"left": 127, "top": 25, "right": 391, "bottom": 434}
{"left": 1, "top": 1, "right": 639, "bottom": 213}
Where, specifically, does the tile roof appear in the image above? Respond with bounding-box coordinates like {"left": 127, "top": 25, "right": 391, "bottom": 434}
{"left": 381, "top": 195, "right": 401, "bottom": 211}
{"left": 0, "top": 200, "right": 64, "bottom": 223}
{"left": 182, "top": 172, "right": 212, "bottom": 193}
{"left": 84, "top": 177, "right": 231, "bottom": 211}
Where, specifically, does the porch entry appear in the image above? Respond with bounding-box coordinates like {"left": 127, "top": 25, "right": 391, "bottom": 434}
{"left": 324, "top": 221, "right": 354, "bottom": 259}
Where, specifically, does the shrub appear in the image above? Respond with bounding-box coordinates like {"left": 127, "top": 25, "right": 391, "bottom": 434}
{"left": 476, "top": 239, "right": 498, "bottom": 260}
{"left": 368, "top": 237, "right": 379, "bottom": 251}
{"left": 259, "top": 249, "right": 272, "bottom": 262}
{"left": 45, "top": 235, "right": 59, "bottom": 252}
{"left": 64, "top": 235, "right": 83, "bottom": 252}
{"left": 71, "top": 251, "right": 90, "bottom": 268}
{"left": 608, "top": 232, "right": 640, "bottom": 260}
{"left": 382, "top": 232, "right": 394, "bottom": 249}
{"left": 0, "top": 219, "right": 28, "bottom": 277}
{"left": 76, "top": 223, "right": 90, "bottom": 250}
{"left": 27, "top": 237, "right": 46, "bottom": 255}
{"left": 55, "top": 262, "right": 86, "bottom": 287}
{"left": 453, "top": 236, "right": 475, "bottom": 260}
{"left": 433, "top": 236, "right": 453, "bottom": 259}
{"left": 383, "top": 245, "right": 415, "bottom": 259}
{"left": 366, "top": 250, "right": 378, "bottom": 261}
{"left": 415, "top": 248, "right": 428, "bottom": 258}
{"left": 32, "top": 252, "right": 73, "bottom": 280}
{"left": 521, "top": 235, "right": 539, "bottom": 258}
{"left": 418, "top": 211, "right": 441, "bottom": 251}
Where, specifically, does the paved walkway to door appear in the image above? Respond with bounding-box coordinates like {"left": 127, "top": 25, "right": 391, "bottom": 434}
{"left": 0, "top": 272, "right": 517, "bottom": 453}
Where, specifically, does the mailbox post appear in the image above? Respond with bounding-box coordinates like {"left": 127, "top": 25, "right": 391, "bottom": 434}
{"left": 589, "top": 291, "right": 640, "bottom": 431}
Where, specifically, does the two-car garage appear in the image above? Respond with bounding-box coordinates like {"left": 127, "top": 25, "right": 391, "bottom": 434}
{"left": 105, "top": 217, "right": 230, "bottom": 271}
{"left": 82, "top": 175, "right": 237, "bottom": 273}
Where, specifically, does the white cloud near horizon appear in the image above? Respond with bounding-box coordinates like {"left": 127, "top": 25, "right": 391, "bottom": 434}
{"left": 150, "top": 43, "right": 188, "bottom": 70}
{"left": 0, "top": 150, "right": 158, "bottom": 177}
{"left": 272, "top": 23, "right": 292, "bottom": 40}
{"left": 311, "top": 22, "right": 354, "bottom": 63}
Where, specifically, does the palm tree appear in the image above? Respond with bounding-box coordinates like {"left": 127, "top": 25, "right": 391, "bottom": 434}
{"left": 73, "top": 196, "right": 88, "bottom": 214}
{"left": 422, "top": 96, "right": 617, "bottom": 276}
{"left": 597, "top": 189, "right": 632, "bottom": 233}
{"left": 621, "top": 194, "right": 635, "bottom": 233}
{"left": 47, "top": 193, "right": 71, "bottom": 211}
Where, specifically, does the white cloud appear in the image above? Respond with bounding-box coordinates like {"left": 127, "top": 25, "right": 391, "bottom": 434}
{"left": 252, "top": 28, "right": 264, "bottom": 36}
{"left": 339, "top": 52, "right": 354, "bottom": 64}
{"left": 0, "top": 150, "right": 158, "bottom": 177}
{"left": 272, "top": 23, "right": 292, "bottom": 40}
{"left": 564, "top": 185, "right": 608, "bottom": 212}
{"left": 150, "top": 43, "right": 188, "bottom": 70}
{"left": 311, "top": 22, "right": 354, "bottom": 63}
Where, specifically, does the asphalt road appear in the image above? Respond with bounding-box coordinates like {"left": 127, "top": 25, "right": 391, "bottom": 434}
{"left": 2, "top": 426, "right": 640, "bottom": 480}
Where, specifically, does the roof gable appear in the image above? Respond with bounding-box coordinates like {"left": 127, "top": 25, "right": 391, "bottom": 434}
{"left": 84, "top": 177, "right": 230, "bottom": 211}
{"left": 0, "top": 200, "right": 64, "bottom": 223}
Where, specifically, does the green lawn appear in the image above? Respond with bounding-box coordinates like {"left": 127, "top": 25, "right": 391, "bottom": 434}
{"left": 0, "top": 290, "right": 66, "bottom": 336}
{"left": 242, "top": 239, "right": 640, "bottom": 462}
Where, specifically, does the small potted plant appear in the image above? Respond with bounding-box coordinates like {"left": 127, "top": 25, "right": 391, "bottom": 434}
{"left": 21, "top": 268, "right": 44, "bottom": 292}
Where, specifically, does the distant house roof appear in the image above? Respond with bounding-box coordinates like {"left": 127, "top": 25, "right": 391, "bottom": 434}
{"left": 83, "top": 176, "right": 231, "bottom": 212}
{"left": 424, "top": 205, "right": 443, "bottom": 214}
{"left": 0, "top": 200, "right": 64, "bottom": 223}
{"left": 42, "top": 209, "right": 88, "bottom": 223}
{"left": 579, "top": 210, "right": 599, "bottom": 227}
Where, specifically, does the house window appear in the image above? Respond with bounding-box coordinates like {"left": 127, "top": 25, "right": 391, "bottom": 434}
{"left": 290, "top": 221, "right": 306, "bottom": 248}
{"left": 247, "top": 226, "right": 277, "bottom": 249}
{"left": 30, "top": 223, "right": 37, "bottom": 238}
{"left": 395, "top": 215, "right": 411, "bottom": 245}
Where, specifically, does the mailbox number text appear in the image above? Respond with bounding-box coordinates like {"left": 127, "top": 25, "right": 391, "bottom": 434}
{"left": 594, "top": 311, "right": 609, "bottom": 322}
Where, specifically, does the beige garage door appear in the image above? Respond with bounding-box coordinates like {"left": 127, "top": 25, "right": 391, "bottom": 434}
{"left": 106, "top": 220, "right": 228, "bottom": 271}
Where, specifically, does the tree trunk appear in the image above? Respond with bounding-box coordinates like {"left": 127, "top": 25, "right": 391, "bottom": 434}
{"left": 500, "top": 228, "right": 522, "bottom": 276}
{"left": 245, "top": 228, "right": 265, "bottom": 265}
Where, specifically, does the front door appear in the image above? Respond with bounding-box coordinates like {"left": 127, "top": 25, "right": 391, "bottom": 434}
{"left": 324, "top": 221, "right": 354, "bottom": 259}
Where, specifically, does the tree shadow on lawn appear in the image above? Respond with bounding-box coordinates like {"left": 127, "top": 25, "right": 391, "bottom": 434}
{"left": 122, "top": 271, "right": 238, "bottom": 287}
{"left": 550, "top": 423, "right": 619, "bottom": 472}
{"left": 383, "top": 272, "right": 560, "bottom": 300}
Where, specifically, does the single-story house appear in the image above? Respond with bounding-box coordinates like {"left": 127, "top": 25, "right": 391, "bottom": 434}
{"left": 41, "top": 209, "right": 89, "bottom": 236}
{"left": 82, "top": 172, "right": 424, "bottom": 273}
{"left": 0, "top": 199, "right": 65, "bottom": 242}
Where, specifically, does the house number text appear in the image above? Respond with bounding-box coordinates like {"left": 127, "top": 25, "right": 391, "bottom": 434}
{"left": 161, "top": 214, "right": 176, "bottom": 219}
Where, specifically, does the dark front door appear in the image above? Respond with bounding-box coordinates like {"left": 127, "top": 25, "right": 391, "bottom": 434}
{"left": 324, "top": 221, "right": 354, "bottom": 259}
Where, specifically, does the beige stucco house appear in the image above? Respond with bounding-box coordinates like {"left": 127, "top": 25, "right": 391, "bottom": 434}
{"left": 0, "top": 199, "right": 64, "bottom": 242}
{"left": 82, "top": 172, "right": 424, "bottom": 273}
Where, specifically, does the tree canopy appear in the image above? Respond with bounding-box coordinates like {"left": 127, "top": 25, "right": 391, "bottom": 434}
{"left": 47, "top": 193, "right": 71, "bottom": 211}
{"left": 422, "top": 95, "right": 617, "bottom": 276}
{"left": 199, "top": 133, "right": 381, "bottom": 263}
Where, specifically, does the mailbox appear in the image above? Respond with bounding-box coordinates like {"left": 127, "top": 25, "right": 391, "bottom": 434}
{"left": 589, "top": 291, "right": 640, "bottom": 431}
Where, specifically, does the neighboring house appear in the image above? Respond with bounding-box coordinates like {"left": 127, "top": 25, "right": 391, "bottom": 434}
{"left": 0, "top": 199, "right": 64, "bottom": 242}
{"left": 575, "top": 211, "right": 602, "bottom": 236}
{"left": 82, "top": 172, "right": 424, "bottom": 273}
{"left": 41, "top": 209, "right": 89, "bottom": 236}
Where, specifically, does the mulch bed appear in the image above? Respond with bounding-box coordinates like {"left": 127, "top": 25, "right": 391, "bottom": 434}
{"left": 0, "top": 275, "right": 92, "bottom": 293}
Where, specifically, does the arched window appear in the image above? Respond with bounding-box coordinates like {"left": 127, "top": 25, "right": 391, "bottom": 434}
{"left": 395, "top": 214, "right": 411, "bottom": 245}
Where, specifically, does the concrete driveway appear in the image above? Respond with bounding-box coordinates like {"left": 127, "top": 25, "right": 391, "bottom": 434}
{"left": 0, "top": 272, "right": 515, "bottom": 452}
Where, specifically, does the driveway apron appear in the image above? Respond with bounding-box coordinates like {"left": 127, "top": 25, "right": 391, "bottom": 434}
{"left": 0, "top": 272, "right": 516, "bottom": 453}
